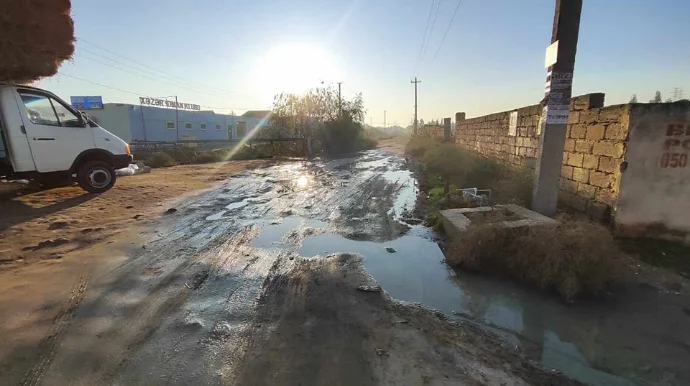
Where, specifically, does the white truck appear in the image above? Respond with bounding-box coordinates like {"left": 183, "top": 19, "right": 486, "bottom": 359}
{"left": 0, "top": 83, "right": 132, "bottom": 193}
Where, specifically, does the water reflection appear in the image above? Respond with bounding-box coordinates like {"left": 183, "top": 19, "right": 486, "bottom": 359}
{"left": 297, "top": 228, "right": 667, "bottom": 386}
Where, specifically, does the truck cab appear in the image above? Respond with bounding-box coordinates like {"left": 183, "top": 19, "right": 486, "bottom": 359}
{"left": 0, "top": 83, "right": 132, "bottom": 193}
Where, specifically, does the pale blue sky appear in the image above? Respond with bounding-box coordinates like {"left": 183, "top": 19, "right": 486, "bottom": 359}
{"left": 38, "top": 0, "right": 690, "bottom": 127}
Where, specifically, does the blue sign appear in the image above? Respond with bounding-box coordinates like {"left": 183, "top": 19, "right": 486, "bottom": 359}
{"left": 70, "top": 96, "right": 103, "bottom": 110}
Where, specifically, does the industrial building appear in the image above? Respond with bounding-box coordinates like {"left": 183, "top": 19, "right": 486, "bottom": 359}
{"left": 84, "top": 103, "right": 271, "bottom": 144}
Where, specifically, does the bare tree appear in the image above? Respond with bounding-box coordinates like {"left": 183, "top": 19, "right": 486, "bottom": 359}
{"left": 629, "top": 94, "right": 638, "bottom": 103}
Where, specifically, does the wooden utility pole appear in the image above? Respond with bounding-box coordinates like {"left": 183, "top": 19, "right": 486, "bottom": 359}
{"left": 411, "top": 77, "right": 421, "bottom": 135}
{"left": 531, "top": 0, "right": 583, "bottom": 216}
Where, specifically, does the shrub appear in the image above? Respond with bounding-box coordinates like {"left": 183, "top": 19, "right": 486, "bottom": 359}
{"left": 446, "top": 218, "right": 628, "bottom": 300}
{"left": 408, "top": 135, "right": 534, "bottom": 208}
{"left": 358, "top": 136, "right": 378, "bottom": 151}
{"left": 146, "top": 152, "right": 176, "bottom": 168}
{"left": 405, "top": 136, "right": 441, "bottom": 158}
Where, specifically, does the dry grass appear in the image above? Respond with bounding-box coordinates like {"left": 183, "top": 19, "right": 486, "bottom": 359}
{"left": 447, "top": 217, "right": 628, "bottom": 300}
{"left": 406, "top": 136, "right": 533, "bottom": 208}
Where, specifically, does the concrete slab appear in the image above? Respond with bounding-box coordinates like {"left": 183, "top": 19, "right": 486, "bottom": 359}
{"left": 439, "top": 204, "right": 558, "bottom": 239}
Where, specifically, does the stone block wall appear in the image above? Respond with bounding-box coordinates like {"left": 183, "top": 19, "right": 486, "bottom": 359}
{"left": 446, "top": 93, "right": 630, "bottom": 219}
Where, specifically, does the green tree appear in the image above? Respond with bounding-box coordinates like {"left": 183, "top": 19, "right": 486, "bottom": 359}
{"left": 629, "top": 94, "right": 638, "bottom": 103}
{"left": 268, "top": 86, "right": 369, "bottom": 155}
{"left": 650, "top": 91, "right": 662, "bottom": 103}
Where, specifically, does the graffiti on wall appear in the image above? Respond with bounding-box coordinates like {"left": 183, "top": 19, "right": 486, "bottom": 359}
{"left": 661, "top": 124, "right": 690, "bottom": 168}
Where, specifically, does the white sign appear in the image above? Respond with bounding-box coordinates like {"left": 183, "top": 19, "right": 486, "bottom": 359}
{"left": 544, "top": 105, "right": 570, "bottom": 124}
{"left": 508, "top": 111, "right": 517, "bottom": 136}
{"left": 544, "top": 41, "right": 559, "bottom": 68}
{"left": 139, "top": 97, "right": 201, "bottom": 111}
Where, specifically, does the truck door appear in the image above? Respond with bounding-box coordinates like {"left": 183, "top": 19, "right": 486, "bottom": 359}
{"left": 14, "top": 88, "right": 96, "bottom": 173}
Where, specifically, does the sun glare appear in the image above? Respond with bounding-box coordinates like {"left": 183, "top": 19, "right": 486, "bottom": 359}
{"left": 255, "top": 43, "right": 341, "bottom": 104}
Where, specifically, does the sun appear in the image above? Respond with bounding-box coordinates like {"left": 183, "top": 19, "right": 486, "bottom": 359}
{"left": 255, "top": 42, "right": 341, "bottom": 104}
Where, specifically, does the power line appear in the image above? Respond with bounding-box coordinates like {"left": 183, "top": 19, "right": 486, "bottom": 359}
{"left": 420, "top": 0, "right": 442, "bottom": 61}
{"left": 77, "top": 50, "right": 245, "bottom": 100}
{"left": 416, "top": 0, "right": 436, "bottom": 70}
{"left": 76, "top": 37, "right": 250, "bottom": 99}
{"left": 56, "top": 72, "right": 269, "bottom": 111}
{"left": 431, "top": 0, "right": 462, "bottom": 62}
{"left": 58, "top": 71, "right": 146, "bottom": 97}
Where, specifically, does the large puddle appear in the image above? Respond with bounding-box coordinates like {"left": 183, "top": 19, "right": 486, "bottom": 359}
{"left": 211, "top": 150, "right": 686, "bottom": 386}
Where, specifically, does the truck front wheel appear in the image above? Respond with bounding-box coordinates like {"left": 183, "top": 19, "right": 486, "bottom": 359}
{"left": 76, "top": 160, "right": 116, "bottom": 193}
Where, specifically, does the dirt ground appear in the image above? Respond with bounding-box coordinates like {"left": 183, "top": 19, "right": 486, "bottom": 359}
{"left": 229, "top": 253, "right": 580, "bottom": 386}
{"left": 0, "top": 159, "right": 277, "bottom": 267}
{"left": 0, "top": 158, "right": 276, "bottom": 382}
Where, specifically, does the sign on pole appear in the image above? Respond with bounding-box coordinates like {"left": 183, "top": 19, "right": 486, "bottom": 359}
{"left": 544, "top": 40, "right": 559, "bottom": 68}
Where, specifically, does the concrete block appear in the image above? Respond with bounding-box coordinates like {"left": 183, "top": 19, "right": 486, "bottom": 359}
{"left": 576, "top": 183, "right": 596, "bottom": 199}
{"left": 598, "top": 156, "right": 619, "bottom": 173}
{"left": 595, "top": 188, "right": 617, "bottom": 206}
{"left": 567, "top": 111, "right": 580, "bottom": 124}
{"left": 569, "top": 124, "right": 587, "bottom": 139}
{"left": 456, "top": 112, "right": 466, "bottom": 121}
{"left": 579, "top": 110, "right": 600, "bottom": 124}
{"left": 526, "top": 147, "right": 536, "bottom": 157}
{"left": 583, "top": 154, "right": 599, "bottom": 169}
{"left": 572, "top": 167, "right": 590, "bottom": 183}
{"left": 564, "top": 139, "right": 575, "bottom": 152}
{"left": 571, "top": 93, "right": 605, "bottom": 111}
{"left": 566, "top": 152, "right": 584, "bottom": 167}
{"left": 590, "top": 171, "right": 614, "bottom": 188}
{"left": 560, "top": 178, "right": 578, "bottom": 192}
{"left": 439, "top": 205, "right": 558, "bottom": 239}
{"left": 604, "top": 123, "right": 628, "bottom": 140}
{"left": 593, "top": 141, "right": 625, "bottom": 158}
{"left": 522, "top": 157, "right": 537, "bottom": 169}
{"left": 586, "top": 124, "right": 606, "bottom": 140}
{"left": 599, "top": 105, "right": 627, "bottom": 123}
{"left": 561, "top": 165, "right": 574, "bottom": 179}
{"left": 575, "top": 140, "right": 594, "bottom": 153}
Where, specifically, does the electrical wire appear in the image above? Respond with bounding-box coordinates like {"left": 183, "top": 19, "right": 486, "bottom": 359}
{"left": 431, "top": 0, "right": 462, "bottom": 62}
{"left": 416, "top": 0, "right": 436, "bottom": 71}
{"left": 56, "top": 72, "right": 270, "bottom": 112}
{"left": 76, "top": 37, "right": 251, "bottom": 99}
{"left": 420, "top": 0, "right": 442, "bottom": 61}
{"left": 77, "top": 50, "right": 244, "bottom": 100}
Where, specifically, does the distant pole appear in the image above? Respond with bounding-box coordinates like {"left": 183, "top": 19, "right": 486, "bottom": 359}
{"left": 140, "top": 105, "right": 147, "bottom": 142}
{"left": 337, "top": 82, "right": 343, "bottom": 117}
{"left": 411, "top": 77, "right": 421, "bottom": 135}
{"left": 532, "top": 0, "right": 583, "bottom": 216}
{"left": 384, "top": 110, "right": 386, "bottom": 129}
{"left": 175, "top": 95, "right": 179, "bottom": 142}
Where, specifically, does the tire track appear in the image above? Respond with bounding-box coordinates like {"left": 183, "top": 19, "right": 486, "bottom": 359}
{"left": 20, "top": 275, "right": 88, "bottom": 386}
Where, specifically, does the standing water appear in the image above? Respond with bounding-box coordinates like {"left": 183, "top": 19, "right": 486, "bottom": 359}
{"left": 216, "top": 149, "right": 687, "bottom": 386}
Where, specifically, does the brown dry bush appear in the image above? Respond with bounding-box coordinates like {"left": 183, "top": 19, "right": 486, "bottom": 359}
{"left": 1, "top": 0, "right": 75, "bottom": 83}
{"left": 447, "top": 218, "right": 628, "bottom": 300}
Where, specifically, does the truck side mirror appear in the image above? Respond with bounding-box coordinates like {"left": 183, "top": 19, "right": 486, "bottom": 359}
{"left": 80, "top": 111, "right": 89, "bottom": 127}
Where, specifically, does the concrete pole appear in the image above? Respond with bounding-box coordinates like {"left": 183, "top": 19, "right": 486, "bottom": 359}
{"left": 411, "top": 77, "right": 421, "bottom": 135}
{"left": 531, "top": 0, "right": 583, "bottom": 216}
{"left": 174, "top": 95, "right": 180, "bottom": 143}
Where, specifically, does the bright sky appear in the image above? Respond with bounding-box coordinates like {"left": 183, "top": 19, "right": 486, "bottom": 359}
{"left": 37, "top": 0, "right": 690, "bottom": 127}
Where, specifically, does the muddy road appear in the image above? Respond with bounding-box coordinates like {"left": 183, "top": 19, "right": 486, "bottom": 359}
{"left": 1, "top": 149, "right": 598, "bottom": 385}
